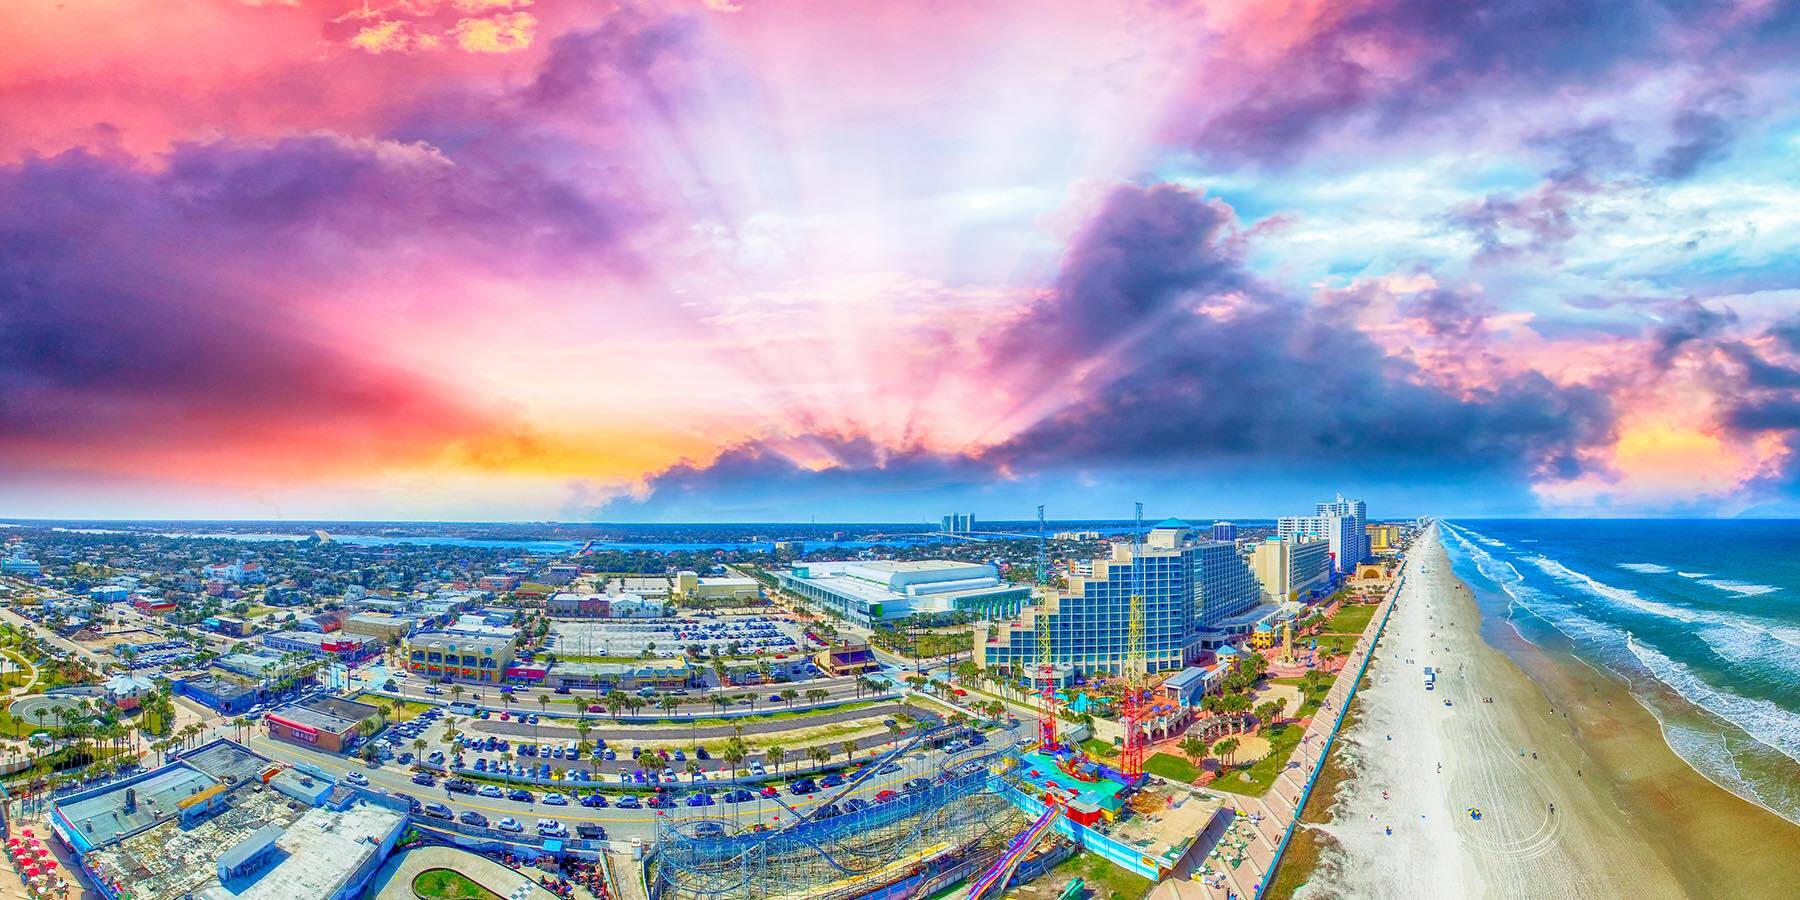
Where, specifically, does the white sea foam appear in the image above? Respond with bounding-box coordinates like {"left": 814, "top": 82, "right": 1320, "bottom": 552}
{"left": 1701, "top": 579, "right": 1779, "bottom": 597}
{"left": 1528, "top": 556, "right": 1800, "bottom": 651}
{"left": 1617, "top": 562, "right": 1674, "bottom": 574}
{"left": 1677, "top": 572, "right": 1711, "bottom": 579}
{"left": 1700, "top": 625, "right": 1800, "bottom": 681}
{"left": 1530, "top": 556, "right": 1705, "bottom": 623}
{"left": 1627, "top": 637, "right": 1800, "bottom": 767}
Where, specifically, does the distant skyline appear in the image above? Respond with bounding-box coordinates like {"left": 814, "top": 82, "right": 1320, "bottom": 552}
{"left": 5, "top": 2, "right": 1800, "bottom": 521}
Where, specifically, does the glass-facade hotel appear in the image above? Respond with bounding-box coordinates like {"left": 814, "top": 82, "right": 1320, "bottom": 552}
{"left": 974, "top": 519, "right": 1261, "bottom": 681}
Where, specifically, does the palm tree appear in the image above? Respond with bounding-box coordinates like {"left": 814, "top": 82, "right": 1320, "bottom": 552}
{"left": 839, "top": 740, "right": 856, "bottom": 763}
{"left": 886, "top": 721, "right": 902, "bottom": 745}
{"left": 658, "top": 694, "right": 680, "bottom": 718}
{"left": 766, "top": 745, "right": 786, "bottom": 774}
{"left": 805, "top": 688, "right": 829, "bottom": 706}
{"left": 1177, "top": 736, "right": 1207, "bottom": 769}
{"left": 808, "top": 745, "right": 830, "bottom": 771}
{"left": 720, "top": 741, "right": 746, "bottom": 776}
{"left": 451, "top": 685, "right": 466, "bottom": 707}
{"left": 1214, "top": 737, "right": 1240, "bottom": 768}
{"left": 779, "top": 688, "right": 798, "bottom": 710}
{"left": 576, "top": 721, "right": 594, "bottom": 778}
{"left": 499, "top": 750, "right": 514, "bottom": 786}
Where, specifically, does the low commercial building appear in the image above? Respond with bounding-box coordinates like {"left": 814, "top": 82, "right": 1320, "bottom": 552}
{"left": 173, "top": 674, "right": 263, "bottom": 714}
{"left": 402, "top": 631, "right": 516, "bottom": 684}
{"left": 613, "top": 576, "right": 672, "bottom": 600}
{"left": 536, "top": 659, "right": 698, "bottom": 691}
{"left": 265, "top": 696, "right": 383, "bottom": 753}
{"left": 777, "top": 560, "right": 1030, "bottom": 626}
{"left": 89, "top": 585, "right": 130, "bottom": 603}
{"left": 341, "top": 611, "right": 416, "bottom": 641}
{"left": 546, "top": 592, "right": 610, "bottom": 618}
{"left": 52, "top": 741, "right": 405, "bottom": 900}
{"left": 261, "top": 630, "right": 369, "bottom": 661}
{"left": 607, "top": 593, "right": 667, "bottom": 618}
{"left": 204, "top": 616, "right": 248, "bottom": 636}
{"left": 673, "top": 571, "right": 761, "bottom": 604}
{"left": 815, "top": 640, "right": 879, "bottom": 677}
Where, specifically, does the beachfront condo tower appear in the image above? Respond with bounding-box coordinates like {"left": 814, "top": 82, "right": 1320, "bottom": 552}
{"left": 973, "top": 518, "right": 1261, "bottom": 683}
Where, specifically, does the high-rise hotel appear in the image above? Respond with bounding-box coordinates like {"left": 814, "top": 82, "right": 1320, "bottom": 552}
{"left": 974, "top": 518, "right": 1261, "bottom": 682}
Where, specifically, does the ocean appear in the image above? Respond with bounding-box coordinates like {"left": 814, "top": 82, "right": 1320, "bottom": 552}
{"left": 1441, "top": 519, "right": 1800, "bottom": 827}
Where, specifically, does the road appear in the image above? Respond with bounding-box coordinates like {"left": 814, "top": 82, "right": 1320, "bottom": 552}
{"left": 246, "top": 719, "right": 1027, "bottom": 841}
{"left": 460, "top": 699, "right": 918, "bottom": 744}
{"left": 378, "top": 667, "right": 878, "bottom": 706}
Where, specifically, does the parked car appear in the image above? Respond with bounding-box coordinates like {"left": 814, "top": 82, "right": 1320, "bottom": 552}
{"left": 693, "top": 822, "right": 725, "bottom": 838}
{"left": 814, "top": 803, "right": 842, "bottom": 819}
{"left": 496, "top": 817, "right": 524, "bottom": 833}
{"left": 411, "top": 773, "right": 435, "bottom": 786}
{"left": 722, "top": 789, "right": 753, "bottom": 803}
{"left": 422, "top": 802, "right": 453, "bottom": 820}
{"left": 459, "top": 811, "right": 489, "bottom": 827}
{"left": 345, "top": 772, "right": 368, "bottom": 786}
{"left": 616, "top": 795, "right": 643, "bottom": 809}
{"left": 820, "top": 773, "right": 845, "bottom": 787}
{"left": 543, "top": 792, "right": 569, "bottom": 806}
{"left": 789, "top": 779, "right": 818, "bottom": 795}
{"left": 875, "top": 790, "right": 898, "bottom": 804}
{"left": 843, "top": 798, "right": 870, "bottom": 813}
{"left": 445, "top": 779, "right": 474, "bottom": 794}
{"left": 508, "top": 788, "right": 534, "bottom": 802}
{"left": 685, "top": 792, "right": 715, "bottom": 807}
{"left": 579, "top": 793, "right": 609, "bottom": 808}
{"left": 575, "top": 823, "right": 605, "bottom": 840}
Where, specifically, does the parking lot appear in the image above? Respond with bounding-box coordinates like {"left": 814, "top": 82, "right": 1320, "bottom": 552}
{"left": 546, "top": 614, "right": 815, "bottom": 659}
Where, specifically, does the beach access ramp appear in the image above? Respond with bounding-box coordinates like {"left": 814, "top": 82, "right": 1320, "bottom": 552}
{"left": 964, "top": 803, "right": 1064, "bottom": 900}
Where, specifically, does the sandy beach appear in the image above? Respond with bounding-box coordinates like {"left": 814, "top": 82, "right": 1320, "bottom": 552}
{"left": 1299, "top": 526, "right": 1687, "bottom": 899}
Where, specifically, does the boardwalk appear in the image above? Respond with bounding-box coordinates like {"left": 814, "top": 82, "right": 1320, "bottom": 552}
{"left": 1150, "top": 563, "right": 1407, "bottom": 900}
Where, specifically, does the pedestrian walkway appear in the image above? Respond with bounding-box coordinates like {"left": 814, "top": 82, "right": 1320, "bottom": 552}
{"left": 1148, "top": 566, "right": 1408, "bottom": 900}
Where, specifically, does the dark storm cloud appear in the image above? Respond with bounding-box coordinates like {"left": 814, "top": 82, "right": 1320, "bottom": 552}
{"left": 1652, "top": 88, "right": 1745, "bottom": 181}
{"left": 617, "top": 183, "right": 1617, "bottom": 513}
{"left": 981, "top": 186, "right": 1611, "bottom": 479}
{"left": 1184, "top": 0, "right": 1677, "bottom": 165}
{"left": 1649, "top": 298, "right": 1736, "bottom": 367}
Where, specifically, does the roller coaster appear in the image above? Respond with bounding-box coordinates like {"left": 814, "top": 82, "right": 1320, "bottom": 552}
{"left": 650, "top": 725, "right": 1038, "bottom": 900}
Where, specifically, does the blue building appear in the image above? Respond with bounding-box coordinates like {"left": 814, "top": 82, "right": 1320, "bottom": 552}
{"left": 974, "top": 519, "right": 1261, "bottom": 681}
{"left": 174, "top": 674, "right": 262, "bottom": 714}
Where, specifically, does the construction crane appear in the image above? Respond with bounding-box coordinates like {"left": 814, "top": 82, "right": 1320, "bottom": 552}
{"left": 1036, "top": 505, "right": 1058, "bottom": 752}
{"left": 1120, "top": 502, "right": 1148, "bottom": 780}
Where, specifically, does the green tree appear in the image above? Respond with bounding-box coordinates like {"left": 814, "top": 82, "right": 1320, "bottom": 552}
{"left": 766, "top": 745, "right": 786, "bottom": 773}
{"left": 1213, "top": 737, "right": 1240, "bottom": 767}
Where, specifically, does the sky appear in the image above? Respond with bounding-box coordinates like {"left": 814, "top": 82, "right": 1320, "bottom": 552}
{"left": 3, "top": 0, "right": 1799, "bottom": 522}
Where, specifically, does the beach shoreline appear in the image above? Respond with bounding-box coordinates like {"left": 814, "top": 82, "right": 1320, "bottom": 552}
{"left": 1299, "top": 525, "right": 1689, "bottom": 899}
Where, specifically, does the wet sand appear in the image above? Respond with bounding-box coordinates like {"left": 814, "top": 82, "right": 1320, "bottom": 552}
{"left": 1302, "top": 527, "right": 1687, "bottom": 898}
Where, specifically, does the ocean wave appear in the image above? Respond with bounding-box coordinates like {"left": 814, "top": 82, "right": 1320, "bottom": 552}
{"left": 1617, "top": 562, "right": 1674, "bottom": 574}
{"left": 1529, "top": 556, "right": 1705, "bottom": 623}
{"left": 1528, "top": 555, "right": 1800, "bottom": 650}
{"left": 1700, "top": 625, "right": 1800, "bottom": 681}
{"left": 1700, "top": 579, "right": 1779, "bottom": 597}
{"left": 1677, "top": 572, "right": 1711, "bottom": 579}
{"left": 1627, "top": 637, "right": 1800, "bottom": 767}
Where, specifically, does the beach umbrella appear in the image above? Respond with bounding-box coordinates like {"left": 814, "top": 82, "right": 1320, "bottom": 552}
{"left": 22, "top": 866, "right": 38, "bottom": 877}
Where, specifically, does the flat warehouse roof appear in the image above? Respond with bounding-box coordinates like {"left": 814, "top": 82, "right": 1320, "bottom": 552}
{"left": 57, "top": 765, "right": 218, "bottom": 847}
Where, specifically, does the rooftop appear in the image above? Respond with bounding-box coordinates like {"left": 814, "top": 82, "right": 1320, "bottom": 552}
{"left": 56, "top": 764, "right": 219, "bottom": 848}
{"left": 184, "top": 741, "right": 272, "bottom": 785}
{"left": 197, "top": 802, "right": 406, "bottom": 900}
{"left": 268, "top": 696, "right": 380, "bottom": 734}
{"left": 83, "top": 784, "right": 308, "bottom": 900}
